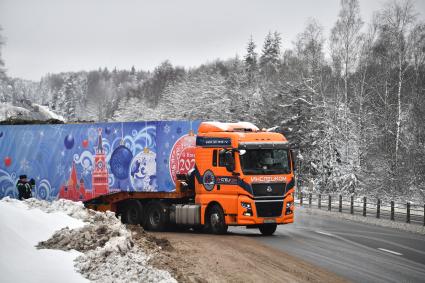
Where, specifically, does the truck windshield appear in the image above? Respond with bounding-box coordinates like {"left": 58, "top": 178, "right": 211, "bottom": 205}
{"left": 239, "top": 149, "right": 291, "bottom": 175}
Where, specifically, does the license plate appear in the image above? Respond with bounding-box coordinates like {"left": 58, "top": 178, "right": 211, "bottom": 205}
{"left": 263, "top": 219, "right": 276, "bottom": 224}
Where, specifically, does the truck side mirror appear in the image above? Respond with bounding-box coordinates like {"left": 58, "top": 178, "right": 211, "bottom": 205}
{"left": 225, "top": 151, "right": 235, "bottom": 172}
{"left": 290, "top": 150, "right": 296, "bottom": 171}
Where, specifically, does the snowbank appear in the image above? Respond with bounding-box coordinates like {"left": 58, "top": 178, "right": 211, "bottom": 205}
{"left": 0, "top": 103, "right": 32, "bottom": 120}
{"left": 24, "top": 198, "right": 176, "bottom": 283}
{"left": 33, "top": 103, "right": 65, "bottom": 122}
{"left": 0, "top": 102, "right": 65, "bottom": 122}
{"left": 0, "top": 197, "right": 87, "bottom": 283}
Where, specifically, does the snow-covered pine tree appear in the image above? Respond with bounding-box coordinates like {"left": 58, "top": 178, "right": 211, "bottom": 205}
{"left": 259, "top": 31, "right": 282, "bottom": 80}
{"left": 244, "top": 35, "right": 258, "bottom": 85}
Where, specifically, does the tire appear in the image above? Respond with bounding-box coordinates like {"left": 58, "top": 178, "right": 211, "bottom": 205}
{"left": 145, "top": 202, "right": 169, "bottom": 231}
{"left": 206, "top": 204, "right": 228, "bottom": 234}
{"left": 259, "top": 224, "right": 277, "bottom": 236}
{"left": 121, "top": 200, "right": 143, "bottom": 225}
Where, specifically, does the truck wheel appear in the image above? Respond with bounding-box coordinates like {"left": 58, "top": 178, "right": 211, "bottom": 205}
{"left": 121, "top": 200, "right": 143, "bottom": 225}
{"left": 259, "top": 224, "right": 277, "bottom": 236}
{"left": 206, "top": 204, "right": 228, "bottom": 234}
{"left": 145, "top": 202, "right": 168, "bottom": 231}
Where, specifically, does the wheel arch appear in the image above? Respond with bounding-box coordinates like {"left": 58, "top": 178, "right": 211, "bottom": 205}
{"left": 204, "top": 201, "right": 224, "bottom": 223}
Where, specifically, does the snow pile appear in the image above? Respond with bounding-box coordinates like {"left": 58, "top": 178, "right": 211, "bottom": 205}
{"left": 0, "top": 102, "right": 65, "bottom": 122}
{"left": 25, "top": 198, "right": 176, "bottom": 283}
{"left": 0, "top": 197, "right": 88, "bottom": 283}
{"left": 33, "top": 103, "right": 65, "bottom": 122}
{"left": 0, "top": 103, "right": 32, "bottom": 120}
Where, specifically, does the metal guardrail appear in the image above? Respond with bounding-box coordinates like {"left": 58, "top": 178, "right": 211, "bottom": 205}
{"left": 295, "top": 192, "right": 425, "bottom": 226}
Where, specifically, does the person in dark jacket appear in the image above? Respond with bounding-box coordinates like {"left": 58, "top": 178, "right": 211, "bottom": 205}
{"left": 16, "top": 175, "right": 28, "bottom": 200}
{"left": 16, "top": 175, "right": 33, "bottom": 200}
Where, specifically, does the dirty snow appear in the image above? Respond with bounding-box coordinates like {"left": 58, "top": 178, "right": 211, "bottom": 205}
{"left": 25, "top": 198, "right": 176, "bottom": 283}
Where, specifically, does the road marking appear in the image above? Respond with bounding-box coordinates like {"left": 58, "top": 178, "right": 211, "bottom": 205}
{"left": 315, "top": 230, "right": 334, "bottom": 237}
{"left": 377, "top": 248, "right": 403, "bottom": 256}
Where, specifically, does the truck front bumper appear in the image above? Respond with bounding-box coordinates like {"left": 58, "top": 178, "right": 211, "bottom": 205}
{"left": 235, "top": 194, "right": 294, "bottom": 225}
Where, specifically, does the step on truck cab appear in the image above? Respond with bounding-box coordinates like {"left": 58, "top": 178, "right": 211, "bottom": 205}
{"left": 86, "top": 121, "right": 295, "bottom": 235}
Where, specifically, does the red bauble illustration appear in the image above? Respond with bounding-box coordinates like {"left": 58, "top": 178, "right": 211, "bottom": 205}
{"left": 82, "top": 139, "right": 89, "bottom": 148}
{"left": 169, "top": 134, "right": 196, "bottom": 184}
{"left": 4, "top": 156, "right": 12, "bottom": 167}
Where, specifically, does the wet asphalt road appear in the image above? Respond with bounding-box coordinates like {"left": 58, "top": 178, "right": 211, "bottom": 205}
{"left": 229, "top": 207, "right": 425, "bottom": 283}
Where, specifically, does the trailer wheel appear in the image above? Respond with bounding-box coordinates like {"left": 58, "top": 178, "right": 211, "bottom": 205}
{"left": 145, "top": 202, "right": 168, "bottom": 231}
{"left": 206, "top": 204, "right": 228, "bottom": 234}
{"left": 259, "top": 224, "right": 277, "bottom": 236}
{"left": 121, "top": 200, "right": 143, "bottom": 225}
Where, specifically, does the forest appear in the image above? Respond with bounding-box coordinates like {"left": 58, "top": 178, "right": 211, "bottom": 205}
{"left": 0, "top": 0, "right": 424, "bottom": 201}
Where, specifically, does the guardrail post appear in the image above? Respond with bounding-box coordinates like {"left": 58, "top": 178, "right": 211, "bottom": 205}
{"left": 363, "top": 197, "right": 367, "bottom": 217}
{"left": 318, "top": 194, "right": 321, "bottom": 209}
{"left": 350, "top": 196, "right": 354, "bottom": 214}
{"left": 309, "top": 193, "right": 312, "bottom": 207}
{"left": 300, "top": 192, "right": 303, "bottom": 206}
{"left": 391, "top": 201, "right": 395, "bottom": 221}
{"left": 376, "top": 199, "right": 380, "bottom": 219}
{"left": 328, "top": 195, "right": 332, "bottom": 211}
{"left": 407, "top": 202, "right": 410, "bottom": 223}
{"left": 339, "top": 195, "right": 342, "bottom": 212}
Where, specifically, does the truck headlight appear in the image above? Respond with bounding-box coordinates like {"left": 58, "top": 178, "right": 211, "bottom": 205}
{"left": 241, "top": 202, "right": 251, "bottom": 209}
{"left": 241, "top": 202, "right": 252, "bottom": 216}
{"left": 285, "top": 201, "right": 293, "bottom": 215}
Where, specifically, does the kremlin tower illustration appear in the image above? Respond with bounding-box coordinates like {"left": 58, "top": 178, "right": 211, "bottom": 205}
{"left": 59, "top": 129, "right": 109, "bottom": 201}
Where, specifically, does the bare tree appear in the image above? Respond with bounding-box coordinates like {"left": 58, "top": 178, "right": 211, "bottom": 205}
{"left": 378, "top": 0, "right": 416, "bottom": 168}
{"left": 330, "top": 0, "right": 364, "bottom": 159}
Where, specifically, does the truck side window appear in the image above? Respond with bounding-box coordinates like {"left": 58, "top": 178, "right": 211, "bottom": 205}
{"left": 219, "top": 150, "right": 226, "bottom": 167}
{"left": 212, "top": 150, "right": 217, "bottom": 166}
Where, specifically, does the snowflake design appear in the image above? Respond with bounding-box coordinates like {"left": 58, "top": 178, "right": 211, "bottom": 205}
{"left": 57, "top": 164, "right": 65, "bottom": 176}
{"left": 82, "top": 167, "right": 91, "bottom": 176}
{"left": 163, "top": 124, "right": 171, "bottom": 134}
{"left": 165, "top": 142, "right": 170, "bottom": 149}
{"left": 20, "top": 159, "right": 30, "bottom": 171}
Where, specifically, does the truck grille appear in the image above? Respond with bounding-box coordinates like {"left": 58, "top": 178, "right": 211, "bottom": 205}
{"left": 251, "top": 183, "right": 286, "bottom": 197}
{"left": 255, "top": 201, "right": 283, "bottom": 218}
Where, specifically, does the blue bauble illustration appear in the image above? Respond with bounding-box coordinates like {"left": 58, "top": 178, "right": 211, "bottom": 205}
{"left": 64, "top": 134, "right": 74, "bottom": 149}
{"left": 130, "top": 151, "right": 157, "bottom": 191}
{"left": 105, "top": 127, "right": 111, "bottom": 135}
{"left": 110, "top": 145, "right": 133, "bottom": 180}
{"left": 0, "top": 131, "right": 3, "bottom": 138}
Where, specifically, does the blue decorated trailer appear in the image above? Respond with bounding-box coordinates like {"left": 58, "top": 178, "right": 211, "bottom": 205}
{"left": 0, "top": 120, "right": 296, "bottom": 235}
{"left": 0, "top": 120, "right": 200, "bottom": 201}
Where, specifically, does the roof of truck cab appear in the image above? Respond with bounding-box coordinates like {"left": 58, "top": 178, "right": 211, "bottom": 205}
{"left": 197, "top": 130, "right": 287, "bottom": 149}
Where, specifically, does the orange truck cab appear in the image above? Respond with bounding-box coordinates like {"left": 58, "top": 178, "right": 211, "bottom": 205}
{"left": 85, "top": 121, "right": 295, "bottom": 236}
{"left": 192, "top": 122, "right": 295, "bottom": 235}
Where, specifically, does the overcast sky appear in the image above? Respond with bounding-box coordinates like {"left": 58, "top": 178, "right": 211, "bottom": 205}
{"left": 0, "top": 0, "right": 424, "bottom": 81}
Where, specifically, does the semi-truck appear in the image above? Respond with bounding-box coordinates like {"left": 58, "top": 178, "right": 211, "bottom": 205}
{"left": 0, "top": 120, "right": 295, "bottom": 235}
